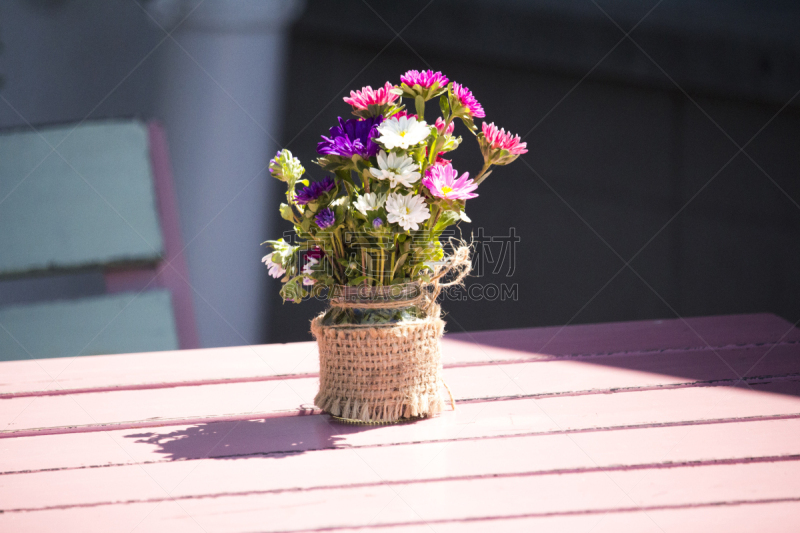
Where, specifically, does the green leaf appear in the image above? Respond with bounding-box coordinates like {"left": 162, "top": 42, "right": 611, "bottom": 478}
{"left": 439, "top": 93, "right": 449, "bottom": 117}
{"left": 279, "top": 276, "right": 308, "bottom": 303}
{"left": 335, "top": 168, "right": 355, "bottom": 185}
{"left": 435, "top": 210, "right": 460, "bottom": 232}
{"left": 392, "top": 252, "right": 409, "bottom": 276}
{"left": 460, "top": 114, "right": 477, "bottom": 133}
{"left": 279, "top": 203, "right": 294, "bottom": 222}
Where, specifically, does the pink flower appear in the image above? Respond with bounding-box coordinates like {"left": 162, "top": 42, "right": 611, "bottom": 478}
{"left": 400, "top": 69, "right": 449, "bottom": 89}
{"left": 481, "top": 122, "right": 528, "bottom": 155}
{"left": 392, "top": 110, "right": 417, "bottom": 120}
{"left": 452, "top": 82, "right": 485, "bottom": 118}
{"left": 343, "top": 82, "right": 399, "bottom": 110}
{"left": 423, "top": 162, "right": 478, "bottom": 200}
{"left": 434, "top": 117, "right": 455, "bottom": 135}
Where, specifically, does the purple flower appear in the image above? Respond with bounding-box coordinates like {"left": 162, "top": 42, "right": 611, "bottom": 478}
{"left": 317, "top": 116, "right": 383, "bottom": 158}
{"left": 315, "top": 208, "right": 335, "bottom": 229}
{"left": 372, "top": 218, "right": 383, "bottom": 228}
{"left": 295, "top": 176, "right": 335, "bottom": 205}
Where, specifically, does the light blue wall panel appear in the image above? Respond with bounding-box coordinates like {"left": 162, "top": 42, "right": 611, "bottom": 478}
{"left": 0, "top": 290, "right": 178, "bottom": 360}
{"left": 0, "top": 120, "right": 164, "bottom": 276}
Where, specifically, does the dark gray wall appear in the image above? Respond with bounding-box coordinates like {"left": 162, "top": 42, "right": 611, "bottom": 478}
{"left": 267, "top": 0, "right": 800, "bottom": 343}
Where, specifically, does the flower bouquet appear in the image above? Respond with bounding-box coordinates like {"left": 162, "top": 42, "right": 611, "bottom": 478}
{"left": 263, "top": 70, "right": 526, "bottom": 423}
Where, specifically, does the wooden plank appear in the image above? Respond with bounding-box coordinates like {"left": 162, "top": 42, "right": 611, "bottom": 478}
{"left": 2, "top": 313, "right": 797, "bottom": 396}
{"left": 2, "top": 417, "right": 799, "bottom": 511}
{"left": 445, "top": 313, "right": 800, "bottom": 364}
{"left": 4, "top": 400, "right": 800, "bottom": 475}
{"left": 0, "top": 290, "right": 179, "bottom": 361}
{"left": 448, "top": 344, "right": 800, "bottom": 402}
{"left": 2, "top": 339, "right": 798, "bottom": 435}
{"left": 1, "top": 461, "right": 798, "bottom": 532}
{"left": 0, "top": 119, "right": 163, "bottom": 276}
{"left": 4, "top": 341, "right": 798, "bottom": 399}
{"left": 290, "top": 502, "right": 800, "bottom": 533}
{"left": 2, "top": 360, "right": 799, "bottom": 439}
{"left": 0, "top": 340, "right": 319, "bottom": 396}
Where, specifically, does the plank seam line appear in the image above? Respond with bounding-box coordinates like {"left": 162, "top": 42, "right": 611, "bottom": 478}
{"left": 4, "top": 412, "right": 800, "bottom": 476}
{"left": 0, "top": 409, "right": 321, "bottom": 440}
{"left": 446, "top": 339, "right": 800, "bottom": 366}
{"left": 260, "top": 497, "right": 800, "bottom": 532}
{"left": 0, "top": 372, "right": 319, "bottom": 400}
{"left": 3, "top": 454, "right": 799, "bottom": 514}
{"left": 4, "top": 339, "right": 797, "bottom": 399}
{"left": 454, "top": 373, "right": 800, "bottom": 406}
{"left": 3, "top": 375, "right": 799, "bottom": 439}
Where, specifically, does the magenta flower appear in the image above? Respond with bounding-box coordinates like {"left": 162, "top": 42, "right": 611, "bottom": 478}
{"left": 306, "top": 246, "right": 324, "bottom": 261}
{"left": 434, "top": 117, "right": 455, "bottom": 136}
{"left": 392, "top": 110, "right": 417, "bottom": 120}
{"left": 343, "top": 82, "right": 399, "bottom": 110}
{"left": 423, "top": 162, "right": 478, "bottom": 200}
{"left": 400, "top": 69, "right": 449, "bottom": 89}
{"left": 452, "top": 82, "right": 485, "bottom": 118}
{"left": 482, "top": 122, "right": 528, "bottom": 155}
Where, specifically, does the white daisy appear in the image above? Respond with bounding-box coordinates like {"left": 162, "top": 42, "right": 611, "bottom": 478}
{"left": 262, "top": 253, "right": 285, "bottom": 278}
{"left": 369, "top": 151, "right": 421, "bottom": 188}
{"left": 385, "top": 192, "right": 431, "bottom": 231}
{"left": 375, "top": 116, "right": 431, "bottom": 150}
{"left": 353, "top": 192, "right": 385, "bottom": 216}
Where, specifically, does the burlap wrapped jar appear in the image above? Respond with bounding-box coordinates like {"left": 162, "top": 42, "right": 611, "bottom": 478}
{"left": 311, "top": 247, "right": 469, "bottom": 423}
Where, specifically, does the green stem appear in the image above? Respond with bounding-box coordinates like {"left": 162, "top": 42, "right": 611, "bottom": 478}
{"left": 328, "top": 233, "right": 345, "bottom": 285}
{"left": 473, "top": 161, "right": 493, "bottom": 185}
{"left": 361, "top": 248, "right": 368, "bottom": 286}
{"left": 428, "top": 203, "right": 440, "bottom": 240}
{"left": 379, "top": 247, "right": 385, "bottom": 285}
{"left": 427, "top": 135, "right": 440, "bottom": 167}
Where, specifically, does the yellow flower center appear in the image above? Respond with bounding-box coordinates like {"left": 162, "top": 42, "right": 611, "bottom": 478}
{"left": 441, "top": 186, "right": 453, "bottom": 196}
{"left": 404, "top": 207, "right": 411, "bottom": 215}
{"left": 399, "top": 131, "right": 406, "bottom": 137}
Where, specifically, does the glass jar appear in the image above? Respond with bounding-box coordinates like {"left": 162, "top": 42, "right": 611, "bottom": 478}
{"left": 320, "top": 282, "right": 429, "bottom": 326}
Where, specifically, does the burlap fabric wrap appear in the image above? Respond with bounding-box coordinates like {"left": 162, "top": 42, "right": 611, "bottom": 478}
{"left": 312, "top": 246, "right": 470, "bottom": 423}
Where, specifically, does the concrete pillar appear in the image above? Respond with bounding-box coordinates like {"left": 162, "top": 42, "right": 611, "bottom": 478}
{"left": 148, "top": 0, "right": 305, "bottom": 347}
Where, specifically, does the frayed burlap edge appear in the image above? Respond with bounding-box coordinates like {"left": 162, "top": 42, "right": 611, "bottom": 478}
{"left": 311, "top": 309, "right": 446, "bottom": 423}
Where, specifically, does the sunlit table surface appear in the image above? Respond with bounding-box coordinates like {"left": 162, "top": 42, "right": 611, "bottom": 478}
{"left": 2, "top": 313, "right": 800, "bottom": 532}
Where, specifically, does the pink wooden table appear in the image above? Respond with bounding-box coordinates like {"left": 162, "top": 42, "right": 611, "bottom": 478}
{"left": 2, "top": 313, "right": 800, "bottom": 532}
